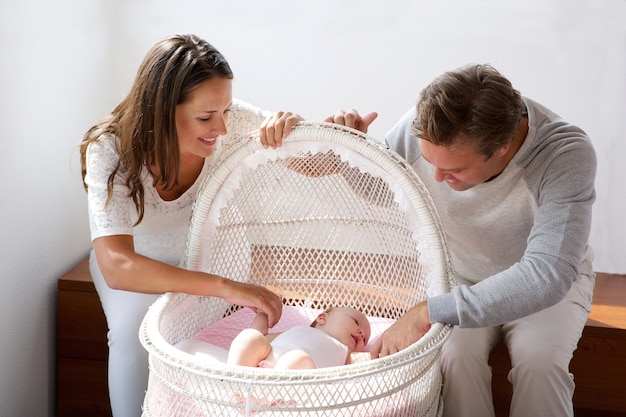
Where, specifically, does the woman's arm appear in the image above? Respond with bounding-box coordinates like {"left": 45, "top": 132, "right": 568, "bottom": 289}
{"left": 93, "top": 235, "right": 283, "bottom": 327}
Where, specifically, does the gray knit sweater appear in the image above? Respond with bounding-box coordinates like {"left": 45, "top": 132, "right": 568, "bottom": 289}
{"left": 385, "top": 97, "right": 596, "bottom": 327}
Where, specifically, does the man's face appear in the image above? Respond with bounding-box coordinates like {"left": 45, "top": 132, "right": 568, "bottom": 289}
{"left": 419, "top": 138, "right": 508, "bottom": 191}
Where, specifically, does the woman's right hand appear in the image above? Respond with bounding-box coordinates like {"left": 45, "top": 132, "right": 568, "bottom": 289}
{"left": 221, "top": 280, "right": 283, "bottom": 328}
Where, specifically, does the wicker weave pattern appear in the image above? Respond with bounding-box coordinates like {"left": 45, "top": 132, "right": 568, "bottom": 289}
{"left": 140, "top": 122, "right": 454, "bottom": 416}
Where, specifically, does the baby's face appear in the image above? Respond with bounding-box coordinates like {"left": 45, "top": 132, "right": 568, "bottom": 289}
{"left": 317, "top": 307, "right": 371, "bottom": 352}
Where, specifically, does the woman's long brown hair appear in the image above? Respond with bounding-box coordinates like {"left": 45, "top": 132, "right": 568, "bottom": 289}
{"left": 79, "top": 34, "right": 233, "bottom": 224}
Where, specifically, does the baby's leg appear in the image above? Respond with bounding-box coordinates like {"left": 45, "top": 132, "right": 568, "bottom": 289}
{"left": 274, "top": 350, "right": 316, "bottom": 370}
{"left": 228, "top": 328, "right": 271, "bottom": 367}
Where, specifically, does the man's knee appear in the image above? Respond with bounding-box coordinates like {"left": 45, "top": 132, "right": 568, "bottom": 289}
{"left": 509, "top": 345, "right": 571, "bottom": 384}
{"left": 442, "top": 337, "right": 490, "bottom": 370}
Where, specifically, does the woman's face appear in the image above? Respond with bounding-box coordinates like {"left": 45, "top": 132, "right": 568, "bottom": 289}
{"left": 175, "top": 77, "right": 233, "bottom": 159}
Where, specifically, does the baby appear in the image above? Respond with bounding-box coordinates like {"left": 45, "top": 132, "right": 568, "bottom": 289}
{"left": 227, "top": 306, "right": 371, "bottom": 369}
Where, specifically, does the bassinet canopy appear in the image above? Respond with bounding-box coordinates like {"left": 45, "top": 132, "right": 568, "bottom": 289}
{"left": 140, "top": 122, "right": 455, "bottom": 417}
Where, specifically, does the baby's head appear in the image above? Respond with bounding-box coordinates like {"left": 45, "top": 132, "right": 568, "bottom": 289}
{"left": 311, "top": 306, "right": 371, "bottom": 352}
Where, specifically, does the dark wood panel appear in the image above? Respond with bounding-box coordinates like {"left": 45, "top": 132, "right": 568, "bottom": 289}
{"left": 571, "top": 333, "right": 626, "bottom": 413}
{"left": 57, "top": 357, "right": 111, "bottom": 417}
{"left": 489, "top": 342, "right": 513, "bottom": 417}
{"left": 57, "top": 257, "right": 111, "bottom": 416}
{"left": 57, "top": 288, "right": 108, "bottom": 361}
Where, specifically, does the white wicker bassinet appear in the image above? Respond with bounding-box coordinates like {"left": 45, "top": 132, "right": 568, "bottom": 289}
{"left": 139, "top": 122, "right": 455, "bottom": 417}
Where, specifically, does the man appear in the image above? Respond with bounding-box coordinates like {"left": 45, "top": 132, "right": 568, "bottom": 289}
{"left": 326, "top": 64, "right": 596, "bottom": 417}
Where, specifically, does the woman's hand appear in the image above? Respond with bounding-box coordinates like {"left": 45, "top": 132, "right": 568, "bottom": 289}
{"left": 324, "top": 109, "right": 378, "bottom": 133}
{"left": 259, "top": 111, "right": 304, "bottom": 149}
{"left": 369, "top": 301, "right": 431, "bottom": 358}
{"left": 222, "top": 280, "right": 283, "bottom": 328}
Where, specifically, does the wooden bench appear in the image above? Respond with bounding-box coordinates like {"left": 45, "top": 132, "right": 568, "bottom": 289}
{"left": 56, "top": 257, "right": 626, "bottom": 417}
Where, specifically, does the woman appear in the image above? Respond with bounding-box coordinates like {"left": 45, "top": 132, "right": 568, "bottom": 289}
{"left": 79, "top": 33, "right": 301, "bottom": 416}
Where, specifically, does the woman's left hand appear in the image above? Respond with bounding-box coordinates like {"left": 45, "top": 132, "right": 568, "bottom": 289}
{"left": 259, "top": 111, "right": 303, "bottom": 149}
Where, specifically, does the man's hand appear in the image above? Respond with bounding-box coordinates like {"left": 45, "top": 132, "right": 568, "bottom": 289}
{"left": 370, "top": 301, "right": 431, "bottom": 358}
{"left": 324, "top": 109, "right": 378, "bottom": 133}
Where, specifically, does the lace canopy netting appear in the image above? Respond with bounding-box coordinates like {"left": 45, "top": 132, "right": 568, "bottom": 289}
{"left": 139, "top": 122, "right": 455, "bottom": 417}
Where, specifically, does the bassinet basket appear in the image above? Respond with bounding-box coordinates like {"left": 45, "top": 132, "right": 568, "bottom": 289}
{"left": 140, "top": 122, "right": 455, "bottom": 417}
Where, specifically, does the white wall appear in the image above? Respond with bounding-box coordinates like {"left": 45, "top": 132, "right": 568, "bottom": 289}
{"left": 0, "top": 1, "right": 107, "bottom": 415}
{"left": 1, "top": 0, "right": 624, "bottom": 415}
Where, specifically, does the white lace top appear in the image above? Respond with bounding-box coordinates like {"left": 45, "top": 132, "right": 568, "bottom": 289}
{"left": 84, "top": 99, "right": 268, "bottom": 266}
